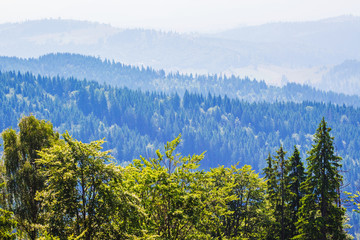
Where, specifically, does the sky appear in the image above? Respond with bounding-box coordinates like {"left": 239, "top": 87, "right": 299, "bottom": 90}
{"left": 1, "top": 0, "right": 360, "bottom": 33}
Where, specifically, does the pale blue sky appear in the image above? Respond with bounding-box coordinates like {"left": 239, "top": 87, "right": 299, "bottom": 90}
{"left": 1, "top": 0, "right": 360, "bottom": 32}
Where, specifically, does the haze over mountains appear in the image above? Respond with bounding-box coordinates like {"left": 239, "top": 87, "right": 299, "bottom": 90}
{"left": 1, "top": 53, "right": 360, "bottom": 107}
{"left": 2, "top": 11, "right": 360, "bottom": 237}
{"left": 1, "top": 16, "right": 359, "bottom": 95}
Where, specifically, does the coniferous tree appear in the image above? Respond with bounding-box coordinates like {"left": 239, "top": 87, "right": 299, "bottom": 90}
{"left": 294, "top": 118, "right": 346, "bottom": 240}
{"left": 263, "top": 153, "right": 279, "bottom": 240}
{"left": 274, "top": 146, "right": 290, "bottom": 240}
{"left": 287, "top": 146, "right": 305, "bottom": 238}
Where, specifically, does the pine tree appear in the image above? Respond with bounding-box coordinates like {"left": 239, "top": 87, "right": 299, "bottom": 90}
{"left": 294, "top": 118, "right": 346, "bottom": 240}
{"left": 264, "top": 153, "right": 277, "bottom": 206}
{"left": 287, "top": 146, "right": 305, "bottom": 238}
{"left": 263, "top": 153, "right": 279, "bottom": 240}
{"left": 274, "top": 146, "right": 290, "bottom": 240}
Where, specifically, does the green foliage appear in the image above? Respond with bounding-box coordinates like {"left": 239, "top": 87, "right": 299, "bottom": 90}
{"left": 0, "top": 182, "right": 17, "bottom": 240}
{"left": 124, "top": 135, "right": 212, "bottom": 239}
{"left": 295, "top": 118, "right": 346, "bottom": 240}
{"left": 0, "top": 208, "right": 17, "bottom": 240}
{"left": 1, "top": 115, "right": 59, "bottom": 240}
{"left": 0, "top": 105, "right": 357, "bottom": 238}
{"left": 263, "top": 146, "right": 293, "bottom": 240}
{"left": 287, "top": 146, "right": 306, "bottom": 237}
{"left": 221, "top": 165, "right": 268, "bottom": 239}
{"left": 36, "top": 132, "right": 144, "bottom": 240}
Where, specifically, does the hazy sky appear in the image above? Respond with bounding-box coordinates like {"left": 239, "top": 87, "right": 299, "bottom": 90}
{"left": 1, "top": 0, "right": 360, "bottom": 32}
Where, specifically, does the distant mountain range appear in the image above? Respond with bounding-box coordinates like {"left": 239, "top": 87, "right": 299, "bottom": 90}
{"left": 0, "top": 53, "right": 359, "bottom": 107}
{"left": 0, "top": 17, "right": 359, "bottom": 95}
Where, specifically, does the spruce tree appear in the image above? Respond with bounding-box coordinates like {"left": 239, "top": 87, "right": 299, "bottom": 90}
{"left": 264, "top": 153, "right": 277, "bottom": 206}
{"left": 295, "top": 118, "right": 346, "bottom": 240}
{"left": 287, "top": 146, "right": 305, "bottom": 238}
{"left": 263, "top": 154, "right": 278, "bottom": 240}
{"left": 263, "top": 148, "right": 291, "bottom": 240}
{"left": 274, "top": 146, "right": 290, "bottom": 240}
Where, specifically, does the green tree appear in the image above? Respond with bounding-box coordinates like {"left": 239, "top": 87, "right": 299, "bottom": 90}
{"left": 295, "top": 118, "right": 346, "bottom": 240}
{"left": 124, "top": 135, "right": 204, "bottom": 239}
{"left": 263, "top": 153, "right": 278, "bottom": 240}
{"left": 287, "top": 146, "right": 305, "bottom": 238}
{"left": 274, "top": 146, "right": 291, "bottom": 240}
{"left": 1, "top": 116, "right": 59, "bottom": 240}
{"left": 36, "top": 132, "right": 143, "bottom": 240}
{"left": 0, "top": 208, "right": 17, "bottom": 240}
{"left": 198, "top": 166, "right": 236, "bottom": 239}
{"left": 124, "top": 135, "right": 235, "bottom": 239}
{"left": 222, "top": 165, "right": 268, "bottom": 239}
{"left": 0, "top": 172, "right": 17, "bottom": 240}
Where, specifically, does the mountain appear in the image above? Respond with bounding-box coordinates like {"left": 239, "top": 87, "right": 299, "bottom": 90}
{"left": 318, "top": 59, "right": 360, "bottom": 95}
{"left": 211, "top": 15, "right": 360, "bottom": 66}
{"left": 1, "top": 69, "right": 359, "bottom": 174}
{"left": 0, "top": 53, "right": 359, "bottom": 107}
{"left": 1, "top": 69, "right": 360, "bottom": 234}
{"left": 1, "top": 17, "right": 360, "bottom": 94}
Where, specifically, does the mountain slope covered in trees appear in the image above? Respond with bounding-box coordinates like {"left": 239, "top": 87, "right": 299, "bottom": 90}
{"left": 1, "top": 70, "right": 360, "bottom": 235}
{"left": 1, "top": 17, "right": 360, "bottom": 94}
{"left": 0, "top": 116, "right": 352, "bottom": 239}
{"left": 1, "top": 53, "right": 360, "bottom": 106}
{"left": 0, "top": 70, "right": 359, "bottom": 173}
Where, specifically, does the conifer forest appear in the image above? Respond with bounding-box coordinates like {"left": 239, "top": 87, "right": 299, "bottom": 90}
{"left": 1, "top": 58, "right": 360, "bottom": 239}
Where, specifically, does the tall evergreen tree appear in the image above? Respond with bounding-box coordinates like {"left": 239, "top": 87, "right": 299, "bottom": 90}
{"left": 294, "top": 118, "right": 346, "bottom": 240}
{"left": 264, "top": 154, "right": 277, "bottom": 203}
{"left": 287, "top": 146, "right": 305, "bottom": 238}
{"left": 274, "top": 146, "right": 290, "bottom": 240}
{"left": 263, "top": 153, "right": 278, "bottom": 240}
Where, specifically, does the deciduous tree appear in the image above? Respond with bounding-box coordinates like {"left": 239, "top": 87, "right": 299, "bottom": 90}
{"left": 1, "top": 116, "right": 59, "bottom": 239}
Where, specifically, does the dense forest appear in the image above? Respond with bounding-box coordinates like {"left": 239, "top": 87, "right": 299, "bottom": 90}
{"left": 0, "top": 116, "right": 357, "bottom": 239}
{"left": 1, "top": 70, "right": 360, "bottom": 170}
{"left": 1, "top": 69, "right": 360, "bottom": 236}
{"left": 1, "top": 53, "right": 360, "bottom": 106}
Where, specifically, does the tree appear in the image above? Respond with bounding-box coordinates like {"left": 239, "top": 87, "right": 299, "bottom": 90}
{"left": 0, "top": 174, "right": 17, "bottom": 240}
{"left": 0, "top": 208, "right": 17, "bottom": 240}
{"left": 1, "top": 116, "right": 59, "bottom": 240}
{"left": 222, "top": 165, "right": 268, "bottom": 239}
{"left": 273, "top": 146, "right": 291, "bottom": 240}
{"left": 295, "top": 118, "right": 346, "bottom": 240}
{"left": 124, "top": 135, "right": 210, "bottom": 239}
{"left": 263, "top": 153, "right": 278, "bottom": 240}
{"left": 287, "top": 146, "right": 305, "bottom": 238}
{"left": 263, "top": 147, "right": 292, "bottom": 240}
{"left": 36, "top": 132, "right": 143, "bottom": 240}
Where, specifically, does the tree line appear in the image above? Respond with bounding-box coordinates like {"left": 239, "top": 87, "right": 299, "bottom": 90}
{"left": 0, "top": 116, "right": 355, "bottom": 239}
{"left": 1, "top": 53, "right": 359, "bottom": 106}
{"left": 2, "top": 70, "right": 360, "bottom": 234}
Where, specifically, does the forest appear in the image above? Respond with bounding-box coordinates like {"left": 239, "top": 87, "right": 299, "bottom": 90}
{"left": 0, "top": 116, "right": 357, "bottom": 239}
{"left": 1, "top": 53, "right": 360, "bottom": 107}
{"left": 1, "top": 69, "right": 360, "bottom": 237}
{"left": 1, "top": 70, "right": 360, "bottom": 171}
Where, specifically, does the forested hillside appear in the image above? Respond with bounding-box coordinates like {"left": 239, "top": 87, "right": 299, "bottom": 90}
{"left": 0, "top": 116, "right": 353, "bottom": 239}
{"left": 1, "top": 53, "right": 360, "bottom": 106}
{"left": 1, "top": 70, "right": 360, "bottom": 236}
{"left": 1, "top": 70, "right": 360, "bottom": 174}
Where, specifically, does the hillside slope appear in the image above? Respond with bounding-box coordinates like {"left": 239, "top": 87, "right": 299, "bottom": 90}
{"left": 1, "top": 53, "right": 359, "bottom": 107}
{"left": 1, "top": 17, "right": 360, "bottom": 94}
